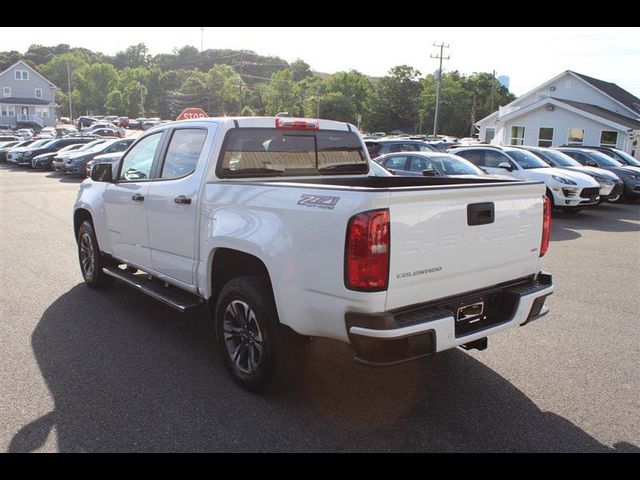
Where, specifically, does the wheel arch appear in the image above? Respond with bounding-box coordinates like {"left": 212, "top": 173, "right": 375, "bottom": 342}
{"left": 209, "top": 248, "right": 276, "bottom": 316}
{"left": 73, "top": 208, "right": 93, "bottom": 241}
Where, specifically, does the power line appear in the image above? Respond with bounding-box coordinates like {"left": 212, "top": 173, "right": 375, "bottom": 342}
{"left": 430, "top": 42, "right": 450, "bottom": 137}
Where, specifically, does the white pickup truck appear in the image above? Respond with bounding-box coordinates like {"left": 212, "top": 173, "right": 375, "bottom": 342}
{"left": 74, "top": 117, "right": 554, "bottom": 392}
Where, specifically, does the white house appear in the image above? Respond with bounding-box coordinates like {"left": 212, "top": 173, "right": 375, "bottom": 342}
{"left": 475, "top": 71, "right": 640, "bottom": 159}
{"left": 0, "top": 60, "right": 57, "bottom": 130}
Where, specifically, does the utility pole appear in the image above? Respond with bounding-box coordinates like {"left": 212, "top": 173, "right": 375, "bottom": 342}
{"left": 200, "top": 27, "right": 205, "bottom": 52}
{"left": 430, "top": 42, "right": 450, "bottom": 137}
{"left": 316, "top": 84, "right": 321, "bottom": 119}
{"left": 66, "top": 63, "right": 73, "bottom": 123}
{"left": 138, "top": 81, "right": 145, "bottom": 116}
{"left": 490, "top": 69, "right": 496, "bottom": 112}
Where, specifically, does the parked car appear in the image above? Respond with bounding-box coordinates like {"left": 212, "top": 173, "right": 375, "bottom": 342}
{"left": 365, "top": 139, "right": 438, "bottom": 159}
{"left": 52, "top": 139, "right": 110, "bottom": 173}
{"left": 62, "top": 138, "right": 134, "bottom": 175}
{"left": 56, "top": 126, "right": 79, "bottom": 137}
{"left": 513, "top": 146, "right": 624, "bottom": 203}
{"left": 376, "top": 151, "right": 493, "bottom": 179}
{"left": 75, "top": 116, "right": 554, "bottom": 392}
{"left": 59, "top": 116, "right": 72, "bottom": 124}
{"left": 16, "top": 128, "right": 34, "bottom": 140}
{"left": 114, "top": 116, "right": 130, "bottom": 128}
{"left": 86, "top": 128, "right": 122, "bottom": 138}
{"left": 554, "top": 147, "right": 640, "bottom": 202}
{"left": 104, "top": 116, "right": 119, "bottom": 123}
{"left": 6, "top": 139, "right": 52, "bottom": 164}
{"left": 453, "top": 145, "right": 601, "bottom": 212}
{"left": 11, "top": 137, "right": 96, "bottom": 167}
{"left": 141, "top": 119, "right": 162, "bottom": 130}
{"left": 76, "top": 116, "right": 98, "bottom": 130}
{"left": 81, "top": 122, "right": 117, "bottom": 134}
{"left": 560, "top": 145, "right": 640, "bottom": 168}
{"left": 0, "top": 140, "right": 35, "bottom": 162}
{"left": 40, "top": 127, "right": 57, "bottom": 137}
{"left": 31, "top": 140, "right": 96, "bottom": 169}
{"left": 0, "top": 140, "right": 23, "bottom": 161}
{"left": 129, "top": 118, "right": 148, "bottom": 130}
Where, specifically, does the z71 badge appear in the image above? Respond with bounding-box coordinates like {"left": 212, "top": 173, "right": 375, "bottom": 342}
{"left": 297, "top": 194, "right": 341, "bottom": 210}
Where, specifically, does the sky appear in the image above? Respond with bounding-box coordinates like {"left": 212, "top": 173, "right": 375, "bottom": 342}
{"left": 2, "top": 27, "right": 639, "bottom": 97}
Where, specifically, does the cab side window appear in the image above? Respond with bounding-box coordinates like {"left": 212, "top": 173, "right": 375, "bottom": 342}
{"left": 118, "top": 133, "right": 162, "bottom": 181}
{"left": 160, "top": 129, "right": 207, "bottom": 180}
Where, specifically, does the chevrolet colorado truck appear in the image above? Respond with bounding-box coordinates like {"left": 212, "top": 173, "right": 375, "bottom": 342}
{"left": 74, "top": 117, "right": 554, "bottom": 392}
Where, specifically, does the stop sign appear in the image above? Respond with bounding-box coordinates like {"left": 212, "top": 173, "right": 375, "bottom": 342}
{"left": 176, "top": 108, "right": 208, "bottom": 121}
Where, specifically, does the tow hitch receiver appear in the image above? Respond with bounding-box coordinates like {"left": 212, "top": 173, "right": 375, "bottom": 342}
{"left": 461, "top": 337, "right": 488, "bottom": 352}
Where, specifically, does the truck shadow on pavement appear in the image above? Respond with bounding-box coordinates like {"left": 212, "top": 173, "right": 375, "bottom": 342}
{"left": 551, "top": 203, "right": 640, "bottom": 242}
{"left": 10, "top": 283, "right": 640, "bottom": 452}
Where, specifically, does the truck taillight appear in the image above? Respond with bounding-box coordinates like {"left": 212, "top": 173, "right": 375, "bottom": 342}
{"left": 275, "top": 118, "right": 319, "bottom": 130}
{"left": 540, "top": 196, "right": 552, "bottom": 257}
{"left": 345, "top": 209, "right": 390, "bottom": 291}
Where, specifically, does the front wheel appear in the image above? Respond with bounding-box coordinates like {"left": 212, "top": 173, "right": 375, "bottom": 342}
{"left": 215, "top": 275, "right": 308, "bottom": 393}
{"left": 607, "top": 194, "right": 622, "bottom": 203}
{"left": 77, "top": 220, "right": 114, "bottom": 288}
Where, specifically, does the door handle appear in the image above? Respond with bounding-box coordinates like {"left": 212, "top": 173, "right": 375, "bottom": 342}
{"left": 131, "top": 194, "right": 145, "bottom": 202}
{"left": 174, "top": 195, "right": 192, "bottom": 205}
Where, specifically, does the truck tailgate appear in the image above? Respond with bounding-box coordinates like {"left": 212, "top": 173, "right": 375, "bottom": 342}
{"left": 386, "top": 182, "right": 545, "bottom": 311}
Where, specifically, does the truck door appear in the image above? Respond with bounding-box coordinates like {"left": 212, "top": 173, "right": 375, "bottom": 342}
{"left": 102, "top": 131, "right": 164, "bottom": 269}
{"left": 145, "top": 127, "right": 210, "bottom": 286}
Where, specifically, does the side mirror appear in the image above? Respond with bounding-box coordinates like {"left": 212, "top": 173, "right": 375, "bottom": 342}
{"left": 585, "top": 160, "right": 598, "bottom": 167}
{"left": 422, "top": 167, "right": 438, "bottom": 177}
{"left": 91, "top": 162, "right": 114, "bottom": 182}
{"left": 387, "top": 168, "right": 398, "bottom": 175}
{"left": 498, "top": 162, "right": 514, "bottom": 172}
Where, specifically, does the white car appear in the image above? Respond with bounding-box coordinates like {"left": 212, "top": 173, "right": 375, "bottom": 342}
{"left": 74, "top": 116, "right": 554, "bottom": 392}
{"left": 453, "top": 146, "right": 601, "bottom": 211}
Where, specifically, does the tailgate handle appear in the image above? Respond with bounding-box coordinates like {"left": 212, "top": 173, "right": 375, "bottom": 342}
{"left": 467, "top": 202, "right": 495, "bottom": 226}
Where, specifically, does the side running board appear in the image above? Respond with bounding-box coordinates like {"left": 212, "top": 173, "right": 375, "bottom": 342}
{"left": 102, "top": 266, "right": 205, "bottom": 313}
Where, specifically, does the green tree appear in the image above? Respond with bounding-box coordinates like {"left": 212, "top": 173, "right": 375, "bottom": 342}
{"left": 262, "top": 70, "right": 303, "bottom": 116}
{"left": 113, "top": 43, "right": 152, "bottom": 69}
{"left": 74, "top": 63, "right": 119, "bottom": 115}
{"left": 39, "top": 53, "right": 89, "bottom": 92}
{"left": 366, "top": 65, "right": 422, "bottom": 133}
{"left": 207, "top": 64, "right": 242, "bottom": 115}
{"left": 105, "top": 90, "right": 126, "bottom": 114}
{"left": 290, "top": 59, "right": 312, "bottom": 82}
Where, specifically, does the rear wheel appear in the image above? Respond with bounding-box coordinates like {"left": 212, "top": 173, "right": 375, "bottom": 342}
{"left": 77, "top": 220, "right": 114, "bottom": 288}
{"left": 215, "top": 275, "right": 308, "bottom": 393}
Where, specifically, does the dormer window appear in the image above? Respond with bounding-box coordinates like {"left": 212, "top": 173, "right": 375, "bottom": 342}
{"left": 35, "top": 88, "right": 42, "bottom": 99}
{"left": 14, "top": 70, "right": 29, "bottom": 80}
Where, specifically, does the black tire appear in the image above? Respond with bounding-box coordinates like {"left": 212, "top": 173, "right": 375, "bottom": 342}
{"left": 77, "top": 220, "right": 114, "bottom": 289}
{"left": 215, "top": 275, "right": 308, "bottom": 393}
{"left": 607, "top": 193, "right": 622, "bottom": 203}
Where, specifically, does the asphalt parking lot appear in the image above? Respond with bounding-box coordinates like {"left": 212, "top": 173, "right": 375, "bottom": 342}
{"left": 1, "top": 164, "right": 639, "bottom": 452}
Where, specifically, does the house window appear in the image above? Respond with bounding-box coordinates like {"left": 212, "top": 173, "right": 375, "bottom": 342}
{"left": 35, "top": 107, "right": 49, "bottom": 118}
{"left": 14, "top": 70, "right": 29, "bottom": 80}
{"left": 600, "top": 131, "right": 618, "bottom": 147}
{"left": 510, "top": 126, "right": 525, "bottom": 145}
{"left": 3, "top": 87, "right": 10, "bottom": 97}
{"left": 1, "top": 105, "right": 16, "bottom": 116}
{"left": 35, "top": 88, "right": 42, "bottom": 99}
{"left": 567, "top": 128, "right": 585, "bottom": 146}
{"left": 538, "top": 127, "right": 554, "bottom": 147}
{"left": 485, "top": 127, "right": 496, "bottom": 143}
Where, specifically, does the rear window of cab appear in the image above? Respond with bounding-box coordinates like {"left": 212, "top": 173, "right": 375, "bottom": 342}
{"left": 219, "top": 129, "right": 368, "bottom": 178}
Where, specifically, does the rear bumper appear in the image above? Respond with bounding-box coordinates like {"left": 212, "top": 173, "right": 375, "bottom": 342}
{"left": 346, "top": 272, "right": 553, "bottom": 366}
